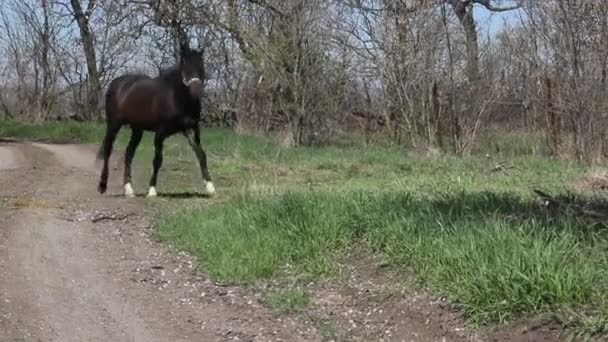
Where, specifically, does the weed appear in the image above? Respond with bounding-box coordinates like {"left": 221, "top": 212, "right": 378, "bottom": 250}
{"left": 263, "top": 289, "right": 311, "bottom": 314}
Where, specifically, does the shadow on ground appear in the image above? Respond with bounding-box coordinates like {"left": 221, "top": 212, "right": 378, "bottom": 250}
{"left": 425, "top": 189, "right": 608, "bottom": 231}
{"left": 107, "top": 192, "right": 211, "bottom": 199}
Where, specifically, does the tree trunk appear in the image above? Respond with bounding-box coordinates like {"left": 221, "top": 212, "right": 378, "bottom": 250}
{"left": 545, "top": 76, "right": 561, "bottom": 157}
{"left": 41, "top": 0, "right": 52, "bottom": 119}
{"left": 381, "top": 0, "right": 410, "bottom": 146}
{"left": 429, "top": 81, "right": 443, "bottom": 150}
{"left": 453, "top": 1, "right": 479, "bottom": 84}
{"left": 70, "top": 0, "right": 100, "bottom": 120}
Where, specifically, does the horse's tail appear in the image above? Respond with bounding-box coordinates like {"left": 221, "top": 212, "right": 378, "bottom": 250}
{"left": 97, "top": 90, "right": 112, "bottom": 161}
{"left": 97, "top": 75, "right": 125, "bottom": 161}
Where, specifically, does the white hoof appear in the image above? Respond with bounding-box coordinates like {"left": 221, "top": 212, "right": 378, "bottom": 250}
{"left": 124, "top": 183, "right": 135, "bottom": 197}
{"left": 204, "top": 181, "right": 216, "bottom": 196}
{"left": 147, "top": 186, "right": 157, "bottom": 197}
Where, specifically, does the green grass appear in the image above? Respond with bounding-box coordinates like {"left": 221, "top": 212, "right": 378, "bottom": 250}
{"left": 474, "top": 130, "right": 549, "bottom": 157}
{"left": 4, "top": 119, "right": 608, "bottom": 333}
{"left": 0, "top": 119, "right": 106, "bottom": 143}
{"left": 146, "top": 125, "right": 608, "bottom": 330}
{"left": 263, "top": 289, "right": 311, "bottom": 314}
{"left": 156, "top": 190, "right": 608, "bottom": 326}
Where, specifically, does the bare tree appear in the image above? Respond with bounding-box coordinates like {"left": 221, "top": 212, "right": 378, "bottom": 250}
{"left": 446, "top": 0, "right": 523, "bottom": 83}
{"left": 2, "top": 0, "right": 607, "bottom": 164}
{"left": 0, "top": 0, "right": 63, "bottom": 121}
{"left": 212, "top": 0, "right": 355, "bottom": 145}
{"left": 66, "top": 0, "right": 102, "bottom": 119}
{"left": 516, "top": 0, "right": 608, "bottom": 162}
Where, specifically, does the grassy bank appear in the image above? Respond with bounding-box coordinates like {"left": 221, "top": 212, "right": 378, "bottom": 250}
{"left": 3, "top": 119, "right": 607, "bottom": 332}
{"left": 157, "top": 190, "right": 608, "bottom": 325}
{"left": 142, "top": 126, "right": 607, "bottom": 329}
{"left": 0, "top": 119, "right": 106, "bottom": 143}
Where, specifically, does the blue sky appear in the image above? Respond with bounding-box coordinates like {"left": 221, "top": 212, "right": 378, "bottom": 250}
{"left": 474, "top": 5, "right": 524, "bottom": 36}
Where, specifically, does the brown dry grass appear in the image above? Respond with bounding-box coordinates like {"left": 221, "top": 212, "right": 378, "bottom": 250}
{"left": 11, "top": 198, "right": 63, "bottom": 209}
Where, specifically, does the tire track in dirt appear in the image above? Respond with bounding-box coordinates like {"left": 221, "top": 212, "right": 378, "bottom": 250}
{"left": 0, "top": 146, "right": 24, "bottom": 171}
{"left": 0, "top": 142, "right": 318, "bottom": 342}
{"left": 33, "top": 143, "right": 99, "bottom": 171}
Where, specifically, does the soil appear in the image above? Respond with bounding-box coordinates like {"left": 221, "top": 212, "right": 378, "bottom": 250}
{"left": 0, "top": 141, "right": 569, "bottom": 341}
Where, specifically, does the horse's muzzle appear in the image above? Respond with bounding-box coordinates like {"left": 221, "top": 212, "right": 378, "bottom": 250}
{"left": 184, "top": 77, "right": 202, "bottom": 98}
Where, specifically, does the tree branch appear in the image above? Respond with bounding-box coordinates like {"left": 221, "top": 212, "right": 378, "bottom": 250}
{"left": 245, "top": 0, "right": 285, "bottom": 17}
{"left": 85, "top": 0, "right": 97, "bottom": 18}
{"left": 472, "top": 0, "right": 523, "bottom": 12}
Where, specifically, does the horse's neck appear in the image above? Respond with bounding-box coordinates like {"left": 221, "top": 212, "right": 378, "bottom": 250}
{"left": 175, "top": 86, "right": 202, "bottom": 116}
{"left": 183, "top": 94, "right": 201, "bottom": 113}
{"left": 159, "top": 69, "right": 201, "bottom": 115}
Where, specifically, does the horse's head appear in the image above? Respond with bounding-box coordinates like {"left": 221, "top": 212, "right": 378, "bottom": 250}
{"left": 179, "top": 46, "right": 205, "bottom": 99}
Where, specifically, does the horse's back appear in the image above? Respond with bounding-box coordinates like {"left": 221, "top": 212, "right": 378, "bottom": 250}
{"left": 105, "top": 73, "right": 176, "bottom": 129}
{"left": 106, "top": 74, "right": 151, "bottom": 98}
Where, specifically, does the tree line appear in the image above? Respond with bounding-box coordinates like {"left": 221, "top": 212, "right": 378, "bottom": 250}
{"left": 1, "top": 0, "right": 606, "bottom": 161}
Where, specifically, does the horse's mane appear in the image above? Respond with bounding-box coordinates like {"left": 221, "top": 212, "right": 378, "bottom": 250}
{"left": 157, "top": 65, "right": 182, "bottom": 85}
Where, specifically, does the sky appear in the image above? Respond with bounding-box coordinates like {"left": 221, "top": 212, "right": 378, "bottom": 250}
{"left": 474, "top": 4, "right": 525, "bottom": 37}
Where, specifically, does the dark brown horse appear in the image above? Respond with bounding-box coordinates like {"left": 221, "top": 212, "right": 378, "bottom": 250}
{"left": 96, "top": 45, "right": 215, "bottom": 197}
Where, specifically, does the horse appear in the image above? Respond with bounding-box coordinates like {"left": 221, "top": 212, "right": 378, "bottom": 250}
{"left": 96, "top": 45, "right": 215, "bottom": 198}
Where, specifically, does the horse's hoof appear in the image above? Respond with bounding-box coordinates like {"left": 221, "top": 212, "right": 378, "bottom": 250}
{"left": 98, "top": 183, "right": 107, "bottom": 194}
{"left": 147, "top": 186, "right": 158, "bottom": 198}
{"left": 204, "top": 181, "right": 216, "bottom": 196}
{"left": 124, "top": 183, "right": 135, "bottom": 197}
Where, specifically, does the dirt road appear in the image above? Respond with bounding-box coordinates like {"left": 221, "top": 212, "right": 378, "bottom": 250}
{"left": 0, "top": 142, "right": 316, "bottom": 342}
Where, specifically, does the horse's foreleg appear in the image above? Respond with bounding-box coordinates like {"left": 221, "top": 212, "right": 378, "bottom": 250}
{"left": 97, "top": 122, "right": 121, "bottom": 194}
{"left": 123, "top": 128, "right": 143, "bottom": 197}
{"left": 147, "top": 132, "right": 166, "bottom": 197}
{"left": 184, "top": 127, "right": 215, "bottom": 196}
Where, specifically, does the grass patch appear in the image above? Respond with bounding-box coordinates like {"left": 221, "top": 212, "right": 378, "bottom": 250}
{"left": 148, "top": 125, "right": 608, "bottom": 330}
{"left": 0, "top": 119, "right": 105, "bottom": 143}
{"left": 474, "top": 130, "right": 549, "bottom": 157}
{"left": 308, "top": 315, "right": 339, "bottom": 340}
{"left": 263, "top": 289, "right": 311, "bottom": 314}
{"left": 156, "top": 190, "right": 608, "bottom": 326}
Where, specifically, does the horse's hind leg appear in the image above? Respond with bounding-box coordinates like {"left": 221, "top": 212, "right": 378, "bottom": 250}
{"left": 147, "top": 131, "right": 166, "bottom": 197}
{"left": 123, "top": 128, "right": 143, "bottom": 197}
{"left": 97, "top": 121, "right": 122, "bottom": 194}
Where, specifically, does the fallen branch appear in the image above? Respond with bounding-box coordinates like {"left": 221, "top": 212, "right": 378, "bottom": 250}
{"left": 91, "top": 212, "right": 136, "bottom": 223}
{"left": 532, "top": 189, "right": 560, "bottom": 208}
{"left": 532, "top": 189, "right": 608, "bottom": 221}
{"left": 489, "top": 161, "right": 522, "bottom": 174}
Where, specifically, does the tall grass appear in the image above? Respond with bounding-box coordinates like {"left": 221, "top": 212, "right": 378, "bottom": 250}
{"left": 155, "top": 189, "right": 608, "bottom": 325}
{"left": 150, "top": 128, "right": 607, "bottom": 329}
